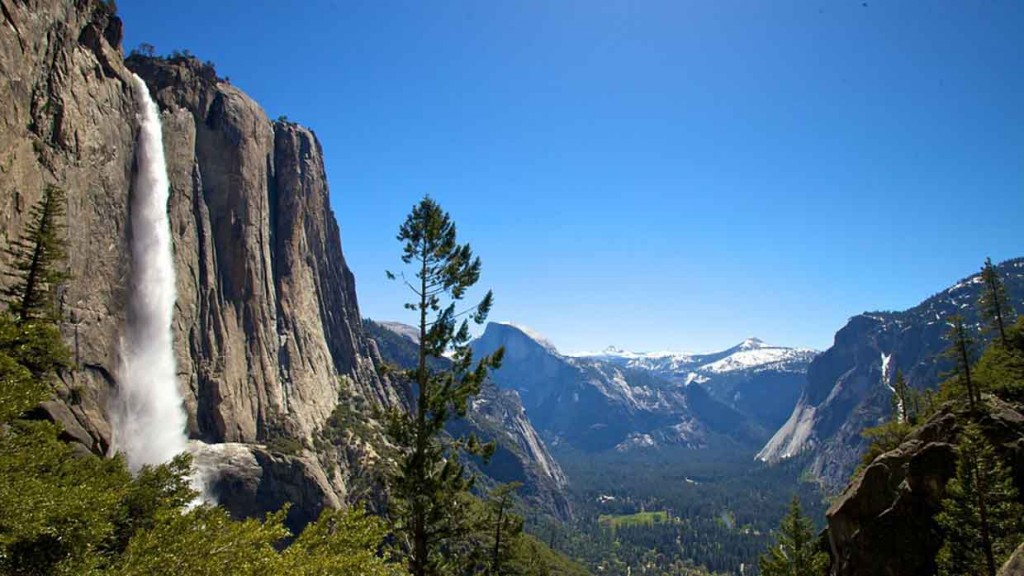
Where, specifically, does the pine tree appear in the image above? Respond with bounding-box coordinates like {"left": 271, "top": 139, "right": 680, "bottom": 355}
{"left": 487, "top": 482, "right": 524, "bottom": 576}
{"left": 758, "top": 496, "right": 828, "bottom": 576}
{"left": 943, "top": 315, "right": 980, "bottom": 412}
{"left": 384, "top": 195, "right": 504, "bottom": 576}
{"left": 935, "top": 423, "right": 1023, "bottom": 576}
{"left": 2, "top": 185, "right": 69, "bottom": 324}
{"left": 979, "top": 257, "right": 1016, "bottom": 349}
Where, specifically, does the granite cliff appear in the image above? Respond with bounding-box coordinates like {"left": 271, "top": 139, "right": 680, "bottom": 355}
{"left": 0, "top": 0, "right": 405, "bottom": 530}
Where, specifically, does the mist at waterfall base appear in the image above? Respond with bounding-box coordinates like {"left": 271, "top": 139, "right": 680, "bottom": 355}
{"left": 108, "top": 75, "right": 192, "bottom": 480}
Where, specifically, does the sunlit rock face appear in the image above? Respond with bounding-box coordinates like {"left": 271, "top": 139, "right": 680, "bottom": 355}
{"left": 0, "top": 0, "right": 402, "bottom": 531}
{"left": 759, "top": 258, "right": 1024, "bottom": 491}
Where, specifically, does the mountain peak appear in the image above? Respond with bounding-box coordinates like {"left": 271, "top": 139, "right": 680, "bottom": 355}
{"left": 376, "top": 320, "right": 420, "bottom": 343}
{"left": 487, "top": 322, "right": 560, "bottom": 354}
{"left": 737, "top": 337, "right": 765, "bottom": 350}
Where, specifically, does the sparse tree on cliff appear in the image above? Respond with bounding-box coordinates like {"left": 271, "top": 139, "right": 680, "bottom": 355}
{"left": 943, "top": 315, "right": 980, "bottom": 411}
{"left": 384, "top": 195, "right": 504, "bottom": 576}
{"left": 2, "top": 184, "right": 68, "bottom": 325}
{"left": 0, "top": 186, "right": 69, "bottom": 385}
{"left": 758, "top": 496, "right": 828, "bottom": 576}
{"left": 979, "top": 258, "right": 1016, "bottom": 349}
{"left": 936, "top": 423, "right": 1023, "bottom": 576}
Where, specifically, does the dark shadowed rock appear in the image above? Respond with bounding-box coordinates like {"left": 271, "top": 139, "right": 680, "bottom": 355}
{"left": 826, "top": 397, "right": 1024, "bottom": 576}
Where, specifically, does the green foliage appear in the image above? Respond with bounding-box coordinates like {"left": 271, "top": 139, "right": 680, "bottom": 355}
{"left": 0, "top": 383, "right": 401, "bottom": 575}
{"left": 555, "top": 447, "right": 826, "bottom": 574}
{"left": 974, "top": 317, "right": 1024, "bottom": 402}
{"left": 265, "top": 435, "right": 304, "bottom": 456}
{"left": 0, "top": 313, "right": 52, "bottom": 422}
{"left": 112, "top": 506, "right": 402, "bottom": 576}
{"left": 384, "top": 195, "right": 504, "bottom": 576}
{"left": 280, "top": 508, "right": 403, "bottom": 576}
{"left": 0, "top": 419, "right": 132, "bottom": 574}
{"left": 484, "top": 482, "right": 525, "bottom": 575}
{"left": 857, "top": 419, "right": 913, "bottom": 471}
{"left": 2, "top": 184, "right": 69, "bottom": 324}
{"left": 758, "top": 496, "right": 828, "bottom": 576}
{"left": 110, "top": 506, "right": 286, "bottom": 576}
{"left": 935, "top": 423, "right": 1023, "bottom": 576}
{"left": 891, "top": 370, "right": 911, "bottom": 423}
{"left": 506, "top": 532, "right": 592, "bottom": 576}
{"left": 598, "top": 510, "right": 672, "bottom": 531}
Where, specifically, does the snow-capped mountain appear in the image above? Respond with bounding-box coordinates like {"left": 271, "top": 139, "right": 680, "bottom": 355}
{"left": 575, "top": 338, "right": 818, "bottom": 430}
{"left": 758, "top": 257, "right": 1024, "bottom": 491}
{"left": 471, "top": 322, "right": 769, "bottom": 453}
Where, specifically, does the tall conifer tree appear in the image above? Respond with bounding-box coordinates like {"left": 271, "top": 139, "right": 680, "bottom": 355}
{"left": 936, "top": 423, "right": 1023, "bottom": 576}
{"left": 758, "top": 496, "right": 828, "bottom": 576}
{"left": 944, "top": 315, "right": 979, "bottom": 411}
{"left": 384, "top": 195, "right": 504, "bottom": 576}
{"left": 3, "top": 185, "right": 68, "bottom": 324}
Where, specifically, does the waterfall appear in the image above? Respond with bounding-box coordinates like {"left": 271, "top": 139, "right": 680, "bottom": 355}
{"left": 108, "top": 74, "right": 189, "bottom": 472}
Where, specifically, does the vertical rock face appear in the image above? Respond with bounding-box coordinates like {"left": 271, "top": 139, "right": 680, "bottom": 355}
{"left": 127, "top": 54, "right": 401, "bottom": 445}
{"left": 1, "top": 0, "right": 400, "bottom": 528}
{"left": 0, "top": 0, "right": 136, "bottom": 452}
{"left": 759, "top": 259, "right": 1024, "bottom": 490}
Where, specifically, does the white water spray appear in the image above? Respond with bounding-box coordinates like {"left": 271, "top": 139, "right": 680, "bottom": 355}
{"left": 109, "top": 75, "right": 189, "bottom": 472}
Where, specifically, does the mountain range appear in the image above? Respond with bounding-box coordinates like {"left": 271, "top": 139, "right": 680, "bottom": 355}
{"left": 578, "top": 338, "right": 817, "bottom": 430}
{"left": 467, "top": 322, "right": 816, "bottom": 453}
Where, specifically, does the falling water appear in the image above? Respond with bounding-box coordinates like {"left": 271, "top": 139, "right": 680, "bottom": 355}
{"left": 108, "top": 75, "right": 188, "bottom": 472}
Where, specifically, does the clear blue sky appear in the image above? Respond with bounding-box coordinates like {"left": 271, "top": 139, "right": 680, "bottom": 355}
{"left": 120, "top": 0, "right": 1023, "bottom": 354}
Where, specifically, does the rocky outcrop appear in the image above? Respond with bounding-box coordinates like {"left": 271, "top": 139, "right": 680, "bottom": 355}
{"left": 999, "top": 541, "right": 1024, "bottom": 576}
{"left": 825, "top": 397, "right": 1024, "bottom": 576}
{"left": 191, "top": 441, "right": 342, "bottom": 532}
{"left": 760, "top": 259, "right": 1024, "bottom": 490}
{"left": 0, "top": 0, "right": 401, "bottom": 529}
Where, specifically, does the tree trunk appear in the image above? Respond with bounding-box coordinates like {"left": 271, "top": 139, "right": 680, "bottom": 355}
{"left": 958, "top": 329, "right": 977, "bottom": 411}
{"left": 974, "top": 459, "right": 998, "bottom": 576}
{"left": 411, "top": 240, "right": 430, "bottom": 576}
